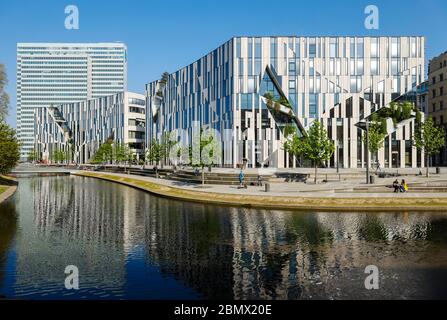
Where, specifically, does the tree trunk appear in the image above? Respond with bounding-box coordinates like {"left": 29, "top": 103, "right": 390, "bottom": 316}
{"left": 314, "top": 164, "right": 317, "bottom": 184}
{"left": 426, "top": 153, "right": 430, "bottom": 178}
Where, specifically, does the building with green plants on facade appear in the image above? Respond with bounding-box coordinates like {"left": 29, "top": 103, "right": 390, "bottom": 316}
{"left": 146, "top": 36, "right": 426, "bottom": 169}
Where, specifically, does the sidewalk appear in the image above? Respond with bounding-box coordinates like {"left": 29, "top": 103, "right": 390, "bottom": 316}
{"left": 71, "top": 170, "right": 447, "bottom": 211}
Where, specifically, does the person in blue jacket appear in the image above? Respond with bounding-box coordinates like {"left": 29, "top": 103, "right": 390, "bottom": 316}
{"left": 239, "top": 169, "right": 246, "bottom": 188}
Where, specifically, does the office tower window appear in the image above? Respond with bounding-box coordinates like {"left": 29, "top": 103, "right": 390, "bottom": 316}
{"left": 350, "top": 38, "right": 355, "bottom": 58}
{"left": 254, "top": 38, "right": 261, "bottom": 58}
{"left": 238, "top": 58, "right": 244, "bottom": 75}
{"left": 346, "top": 97, "right": 353, "bottom": 118}
{"left": 391, "top": 38, "right": 400, "bottom": 57}
{"left": 391, "top": 58, "right": 400, "bottom": 75}
{"left": 309, "top": 59, "right": 314, "bottom": 75}
{"left": 336, "top": 59, "right": 341, "bottom": 76}
{"left": 371, "top": 59, "right": 379, "bottom": 75}
{"left": 402, "top": 57, "right": 408, "bottom": 71}
{"left": 412, "top": 67, "right": 417, "bottom": 88}
{"left": 371, "top": 38, "right": 379, "bottom": 58}
{"left": 316, "top": 75, "right": 321, "bottom": 93}
{"left": 357, "top": 59, "right": 364, "bottom": 76}
{"left": 410, "top": 37, "right": 417, "bottom": 58}
{"left": 378, "top": 80, "right": 385, "bottom": 93}
{"left": 254, "top": 58, "right": 261, "bottom": 75}
{"left": 295, "top": 38, "right": 300, "bottom": 57}
{"left": 350, "top": 59, "right": 355, "bottom": 75}
{"left": 241, "top": 94, "right": 252, "bottom": 109}
{"left": 236, "top": 38, "right": 241, "bottom": 57}
{"left": 289, "top": 60, "right": 296, "bottom": 75}
{"left": 392, "top": 77, "right": 400, "bottom": 93}
{"left": 309, "top": 94, "right": 318, "bottom": 118}
{"left": 309, "top": 38, "right": 316, "bottom": 58}
{"left": 247, "top": 77, "right": 256, "bottom": 93}
{"left": 357, "top": 38, "right": 364, "bottom": 58}
{"left": 350, "top": 76, "right": 362, "bottom": 93}
{"left": 350, "top": 77, "right": 357, "bottom": 93}
{"left": 330, "top": 38, "right": 338, "bottom": 58}
{"left": 248, "top": 38, "right": 253, "bottom": 58}
{"left": 309, "top": 78, "right": 314, "bottom": 93}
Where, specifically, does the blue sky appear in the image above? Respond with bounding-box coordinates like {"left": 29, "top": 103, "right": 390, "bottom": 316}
{"left": 1, "top": 0, "right": 446, "bottom": 127}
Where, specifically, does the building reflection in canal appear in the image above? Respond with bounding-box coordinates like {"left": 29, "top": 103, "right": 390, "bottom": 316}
{"left": 0, "top": 175, "right": 447, "bottom": 299}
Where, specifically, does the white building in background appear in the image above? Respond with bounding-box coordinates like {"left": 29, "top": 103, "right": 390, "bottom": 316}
{"left": 34, "top": 92, "right": 146, "bottom": 164}
{"left": 147, "top": 36, "right": 426, "bottom": 169}
{"left": 17, "top": 43, "right": 127, "bottom": 159}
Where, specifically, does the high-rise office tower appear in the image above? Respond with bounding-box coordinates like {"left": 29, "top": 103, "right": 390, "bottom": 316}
{"left": 17, "top": 43, "right": 127, "bottom": 159}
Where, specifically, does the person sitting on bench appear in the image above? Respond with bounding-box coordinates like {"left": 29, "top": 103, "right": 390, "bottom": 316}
{"left": 392, "top": 179, "right": 400, "bottom": 193}
{"left": 400, "top": 179, "right": 408, "bottom": 193}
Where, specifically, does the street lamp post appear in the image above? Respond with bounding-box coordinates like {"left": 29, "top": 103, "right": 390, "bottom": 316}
{"left": 336, "top": 143, "right": 339, "bottom": 174}
{"left": 366, "top": 120, "right": 370, "bottom": 184}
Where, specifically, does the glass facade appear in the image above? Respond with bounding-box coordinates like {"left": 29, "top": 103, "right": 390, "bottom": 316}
{"left": 146, "top": 36, "right": 425, "bottom": 169}
{"left": 17, "top": 43, "right": 127, "bottom": 159}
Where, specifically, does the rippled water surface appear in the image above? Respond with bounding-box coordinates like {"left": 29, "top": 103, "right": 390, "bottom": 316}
{"left": 1, "top": 175, "right": 447, "bottom": 299}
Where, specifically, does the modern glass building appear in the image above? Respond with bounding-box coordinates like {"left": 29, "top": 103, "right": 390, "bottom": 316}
{"left": 146, "top": 36, "right": 425, "bottom": 169}
{"left": 17, "top": 43, "right": 128, "bottom": 159}
{"left": 34, "top": 92, "right": 146, "bottom": 164}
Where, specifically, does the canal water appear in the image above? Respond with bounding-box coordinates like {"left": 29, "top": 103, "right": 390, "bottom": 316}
{"left": 1, "top": 174, "right": 447, "bottom": 300}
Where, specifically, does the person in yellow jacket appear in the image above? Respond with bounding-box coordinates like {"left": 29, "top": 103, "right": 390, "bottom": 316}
{"left": 400, "top": 179, "right": 409, "bottom": 193}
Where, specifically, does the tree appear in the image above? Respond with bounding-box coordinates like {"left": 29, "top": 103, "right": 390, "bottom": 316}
{"left": 0, "top": 64, "right": 10, "bottom": 122}
{"left": 0, "top": 121, "right": 20, "bottom": 174}
{"left": 146, "top": 139, "right": 164, "bottom": 178}
{"left": 365, "top": 125, "right": 386, "bottom": 166}
{"left": 51, "top": 149, "right": 66, "bottom": 164}
{"left": 302, "top": 121, "right": 335, "bottom": 184}
{"left": 190, "top": 128, "right": 221, "bottom": 185}
{"left": 113, "top": 142, "right": 133, "bottom": 171}
{"left": 27, "top": 148, "right": 40, "bottom": 163}
{"left": 91, "top": 140, "right": 113, "bottom": 164}
{"left": 161, "top": 131, "right": 178, "bottom": 167}
{"left": 414, "top": 117, "right": 445, "bottom": 177}
{"left": 283, "top": 126, "right": 305, "bottom": 167}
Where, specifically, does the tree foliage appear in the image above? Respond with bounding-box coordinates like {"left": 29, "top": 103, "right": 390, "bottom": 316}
{"left": 0, "top": 64, "right": 10, "bottom": 122}
{"left": 146, "top": 139, "right": 164, "bottom": 165}
{"left": 0, "top": 121, "right": 20, "bottom": 174}
{"left": 91, "top": 140, "right": 113, "bottom": 164}
{"left": 414, "top": 117, "right": 445, "bottom": 176}
{"left": 27, "top": 148, "right": 40, "bottom": 162}
{"left": 284, "top": 121, "right": 334, "bottom": 183}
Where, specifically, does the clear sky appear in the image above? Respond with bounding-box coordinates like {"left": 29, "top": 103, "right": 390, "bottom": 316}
{"left": 1, "top": 0, "right": 446, "bottom": 127}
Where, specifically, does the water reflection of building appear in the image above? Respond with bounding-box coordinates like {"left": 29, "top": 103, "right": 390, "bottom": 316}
{"left": 141, "top": 200, "right": 446, "bottom": 299}
{"left": 143, "top": 199, "right": 235, "bottom": 299}
{"left": 13, "top": 176, "right": 131, "bottom": 298}
{"left": 9, "top": 175, "right": 447, "bottom": 299}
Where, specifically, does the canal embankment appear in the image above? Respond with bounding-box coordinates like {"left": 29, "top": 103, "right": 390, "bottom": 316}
{"left": 0, "top": 175, "right": 18, "bottom": 204}
{"left": 71, "top": 170, "right": 447, "bottom": 211}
